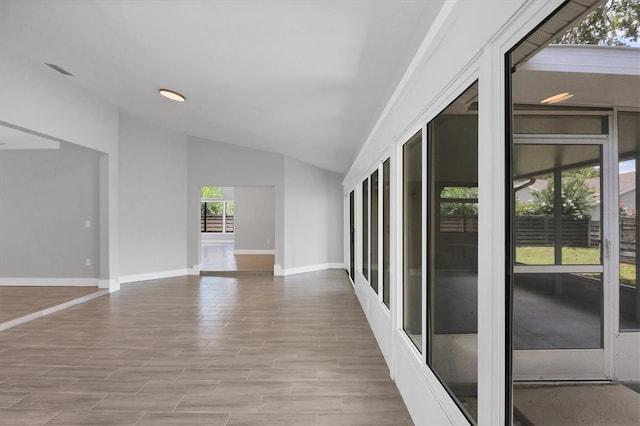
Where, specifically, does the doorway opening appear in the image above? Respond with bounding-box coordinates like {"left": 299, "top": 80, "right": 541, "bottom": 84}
{"left": 200, "top": 186, "right": 275, "bottom": 273}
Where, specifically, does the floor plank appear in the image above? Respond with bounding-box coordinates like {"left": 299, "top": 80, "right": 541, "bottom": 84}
{"left": 0, "top": 270, "right": 412, "bottom": 425}
{"left": 201, "top": 242, "right": 274, "bottom": 272}
{"left": 0, "top": 286, "right": 101, "bottom": 324}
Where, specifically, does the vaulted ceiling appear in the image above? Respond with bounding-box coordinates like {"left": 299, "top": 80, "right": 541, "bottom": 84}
{"left": 0, "top": 0, "right": 446, "bottom": 173}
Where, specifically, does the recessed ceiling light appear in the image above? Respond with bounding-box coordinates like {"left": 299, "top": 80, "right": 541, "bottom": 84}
{"left": 540, "top": 92, "right": 574, "bottom": 104}
{"left": 159, "top": 89, "right": 186, "bottom": 102}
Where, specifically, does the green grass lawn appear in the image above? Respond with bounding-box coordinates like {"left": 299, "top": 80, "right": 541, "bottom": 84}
{"left": 516, "top": 246, "right": 636, "bottom": 287}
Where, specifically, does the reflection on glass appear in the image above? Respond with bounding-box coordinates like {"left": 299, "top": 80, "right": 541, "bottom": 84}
{"left": 383, "top": 158, "right": 391, "bottom": 308}
{"left": 428, "top": 88, "right": 478, "bottom": 422}
{"left": 513, "top": 144, "right": 602, "bottom": 266}
{"left": 403, "top": 131, "right": 422, "bottom": 351}
{"left": 513, "top": 273, "right": 603, "bottom": 349}
{"left": 362, "top": 178, "right": 369, "bottom": 280}
{"left": 619, "top": 112, "right": 640, "bottom": 331}
{"left": 371, "top": 170, "right": 379, "bottom": 293}
{"left": 349, "top": 191, "right": 355, "bottom": 282}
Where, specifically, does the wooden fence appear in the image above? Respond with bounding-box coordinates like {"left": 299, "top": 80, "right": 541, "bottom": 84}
{"left": 620, "top": 218, "right": 636, "bottom": 264}
{"left": 201, "top": 215, "right": 234, "bottom": 233}
{"left": 515, "top": 216, "right": 591, "bottom": 247}
{"left": 425, "top": 214, "right": 639, "bottom": 266}
{"left": 440, "top": 217, "right": 478, "bottom": 233}
{"left": 591, "top": 217, "right": 637, "bottom": 264}
{"left": 515, "top": 216, "right": 637, "bottom": 264}
{"left": 441, "top": 216, "right": 590, "bottom": 246}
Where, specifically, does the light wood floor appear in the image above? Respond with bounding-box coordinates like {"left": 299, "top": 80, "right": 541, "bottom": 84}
{"left": 0, "top": 270, "right": 412, "bottom": 425}
{"left": 0, "top": 286, "right": 102, "bottom": 324}
{"left": 201, "top": 243, "right": 275, "bottom": 273}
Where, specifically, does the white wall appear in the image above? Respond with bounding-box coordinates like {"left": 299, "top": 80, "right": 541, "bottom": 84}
{"left": 118, "top": 114, "right": 188, "bottom": 279}
{"left": 0, "top": 45, "right": 118, "bottom": 155}
{"left": 219, "top": 187, "right": 235, "bottom": 199}
{"left": 0, "top": 143, "right": 100, "bottom": 281}
{"left": 283, "top": 156, "right": 344, "bottom": 274}
{"left": 234, "top": 187, "right": 275, "bottom": 253}
{"left": 187, "top": 136, "right": 285, "bottom": 270}
{"left": 0, "top": 44, "right": 120, "bottom": 290}
{"left": 188, "top": 138, "right": 343, "bottom": 274}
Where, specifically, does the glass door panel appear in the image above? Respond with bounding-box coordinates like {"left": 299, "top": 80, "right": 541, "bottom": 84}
{"left": 514, "top": 272, "right": 603, "bottom": 350}
{"left": 514, "top": 144, "right": 602, "bottom": 268}
{"left": 512, "top": 137, "right": 608, "bottom": 379}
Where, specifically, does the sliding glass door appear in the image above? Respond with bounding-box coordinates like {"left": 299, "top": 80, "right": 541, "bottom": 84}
{"left": 512, "top": 132, "right": 611, "bottom": 380}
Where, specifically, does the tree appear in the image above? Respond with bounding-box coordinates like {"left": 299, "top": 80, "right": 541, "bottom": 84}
{"left": 526, "top": 174, "right": 596, "bottom": 219}
{"left": 201, "top": 186, "right": 223, "bottom": 198}
{"left": 554, "top": 0, "right": 640, "bottom": 46}
{"left": 201, "top": 201, "right": 223, "bottom": 216}
{"left": 439, "top": 187, "right": 478, "bottom": 216}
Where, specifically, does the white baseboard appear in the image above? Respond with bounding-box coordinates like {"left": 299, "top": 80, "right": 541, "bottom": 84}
{"left": 188, "top": 265, "right": 201, "bottom": 275}
{"left": 274, "top": 262, "right": 345, "bottom": 276}
{"left": 0, "top": 289, "right": 108, "bottom": 332}
{"left": 99, "top": 279, "right": 120, "bottom": 293}
{"left": 234, "top": 249, "right": 275, "bottom": 255}
{"left": 119, "top": 268, "right": 189, "bottom": 284}
{"left": 0, "top": 278, "right": 99, "bottom": 286}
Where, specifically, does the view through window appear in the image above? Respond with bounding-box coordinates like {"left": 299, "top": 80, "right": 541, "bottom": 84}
{"left": 201, "top": 186, "right": 234, "bottom": 233}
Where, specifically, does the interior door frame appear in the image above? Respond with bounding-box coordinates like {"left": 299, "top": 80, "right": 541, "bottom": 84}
{"left": 512, "top": 129, "right": 615, "bottom": 381}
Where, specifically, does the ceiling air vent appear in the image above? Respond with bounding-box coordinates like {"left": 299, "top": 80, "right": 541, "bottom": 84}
{"left": 45, "top": 63, "right": 74, "bottom": 76}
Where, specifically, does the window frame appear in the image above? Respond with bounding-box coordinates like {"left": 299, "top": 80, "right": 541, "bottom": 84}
{"left": 201, "top": 198, "right": 235, "bottom": 234}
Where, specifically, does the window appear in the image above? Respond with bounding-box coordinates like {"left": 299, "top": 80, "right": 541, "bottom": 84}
{"left": 201, "top": 186, "right": 234, "bottom": 234}
{"left": 427, "top": 83, "right": 478, "bottom": 422}
{"left": 403, "top": 130, "right": 423, "bottom": 351}
{"left": 350, "top": 190, "right": 355, "bottom": 282}
{"left": 225, "top": 201, "right": 235, "bottom": 233}
{"left": 362, "top": 177, "right": 369, "bottom": 280}
{"left": 383, "top": 158, "right": 391, "bottom": 308}
{"left": 371, "top": 169, "right": 379, "bottom": 293}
